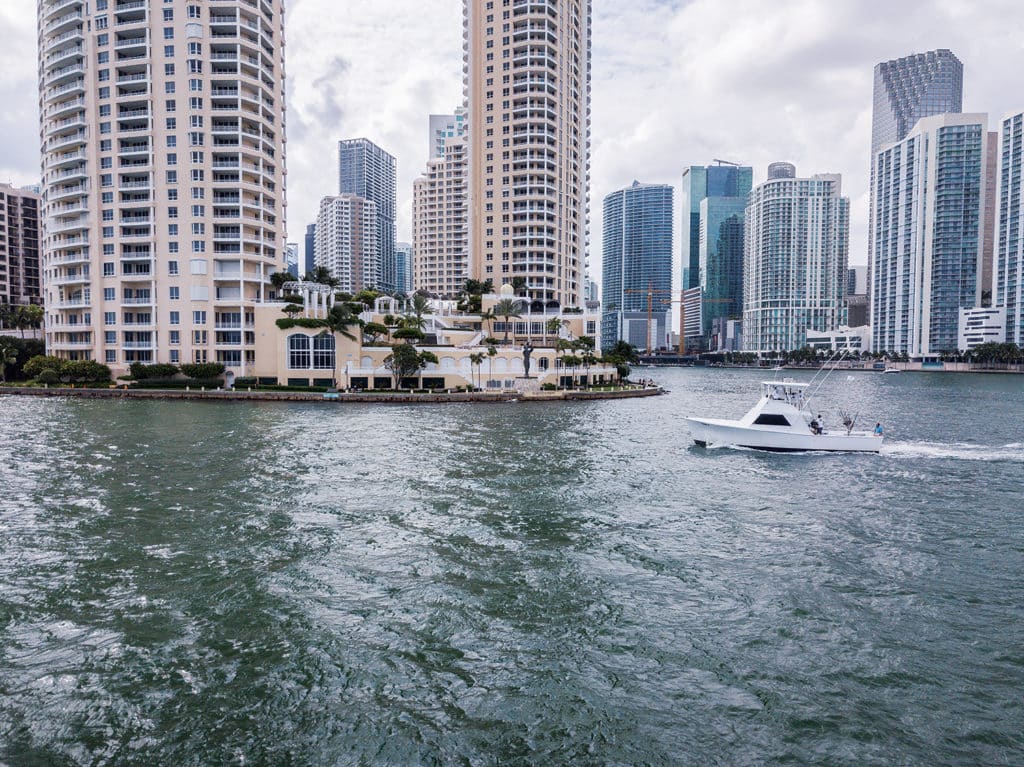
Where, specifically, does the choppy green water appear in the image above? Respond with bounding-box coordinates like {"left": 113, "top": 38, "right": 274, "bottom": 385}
{"left": 1, "top": 368, "right": 1022, "bottom": 766}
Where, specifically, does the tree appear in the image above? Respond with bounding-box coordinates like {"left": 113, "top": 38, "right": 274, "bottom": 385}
{"left": 560, "top": 354, "right": 581, "bottom": 388}
{"left": 0, "top": 337, "right": 18, "bottom": 382}
{"left": 511, "top": 276, "right": 528, "bottom": 297}
{"left": 605, "top": 340, "right": 640, "bottom": 364}
{"left": 493, "top": 298, "right": 522, "bottom": 343}
{"left": 305, "top": 266, "right": 339, "bottom": 288}
{"left": 354, "top": 289, "right": 380, "bottom": 307}
{"left": 580, "top": 352, "right": 598, "bottom": 389}
{"left": 480, "top": 308, "right": 496, "bottom": 337}
{"left": 469, "top": 352, "right": 485, "bottom": 390}
{"left": 393, "top": 326, "right": 426, "bottom": 343}
{"left": 545, "top": 316, "right": 567, "bottom": 343}
{"left": 323, "top": 303, "right": 361, "bottom": 387}
{"left": 20, "top": 305, "right": 43, "bottom": 338}
{"left": 486, "top": 344, "right": 497, "bottom": 388}
{"left": 22, "top": 355, "right": 65, "bottom": 380}
{"left": 362, "top": 322, "right": 389, "bottom": 345}
{"left": 417, "top": 350, "right": 439, "bottom": 390}
{"left": 270, "top": 271, "right": 293, "bottom": 290}
{"left": 384, "top": 343, "right": 433, "bottom": 390}
{"left": 409, "top": 294, "right": 432, "bottom": 329}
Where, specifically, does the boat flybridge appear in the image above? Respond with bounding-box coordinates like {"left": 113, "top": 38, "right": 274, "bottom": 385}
{"left": 686, "top": 380, "right": 883, "bottom": 453}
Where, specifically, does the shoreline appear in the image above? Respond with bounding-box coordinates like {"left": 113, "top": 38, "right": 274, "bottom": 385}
{"left": 0, "top": 385, "right": 665, "bottom": 405}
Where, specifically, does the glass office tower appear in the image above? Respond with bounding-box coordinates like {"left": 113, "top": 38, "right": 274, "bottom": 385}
{"left": 601, "top": 182, "right": 673, "bottom": 351}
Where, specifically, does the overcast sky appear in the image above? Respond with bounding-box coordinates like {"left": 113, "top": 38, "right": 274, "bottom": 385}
{"left": 3, "top": 0, "right": 1021, "bottom": 287}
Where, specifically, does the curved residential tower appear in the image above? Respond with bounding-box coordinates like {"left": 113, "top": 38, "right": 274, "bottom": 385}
{"left": 38, "top": 0, "right": 287, "bottom": 375}
{"left": 464, "top": 0, "right": 592, "bottom": 307}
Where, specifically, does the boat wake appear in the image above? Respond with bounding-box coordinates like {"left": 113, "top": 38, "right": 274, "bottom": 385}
{"left": 881, "top": 441, "right": 1024, "bottom": 463}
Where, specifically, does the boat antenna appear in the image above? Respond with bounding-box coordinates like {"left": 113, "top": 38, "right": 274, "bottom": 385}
{"left": 809, "top": 348, "right": 849, "bottom": 401}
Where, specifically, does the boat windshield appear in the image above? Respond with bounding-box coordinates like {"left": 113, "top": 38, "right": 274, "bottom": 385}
{"left": 762, "top": 382, "right": 809, "bottom": 408}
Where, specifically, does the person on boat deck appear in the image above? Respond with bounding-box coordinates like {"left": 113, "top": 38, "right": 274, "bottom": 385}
{"left": 809, "top": 417, "right": 821, "bottom": 435}
{"left": 874, "top": 422, "right": 884, "bottom": 435}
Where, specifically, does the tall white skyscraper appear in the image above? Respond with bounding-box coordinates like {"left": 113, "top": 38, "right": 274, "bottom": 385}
{"left": 413, "top": 135, "right": 468, "bottom": 298}
{"left": 464, "top": 0, "right": 592, "bottom": 306}
{"left": 38, "top": 0, "right": 287, "bottom": 374}
{"left": 995, "top": 111, "right": 1024, "bottom": 346}
{"left": 314, "top": 195, "right": 379, "bottom": 294}
{"left": 871, "top": 114, "right": 989, "bottom": 358}
{"left": 743, "top": 169, "right": 850, "bottom": 354}
{"left": 868, "top": 50, "right": 963, "bottom": 309}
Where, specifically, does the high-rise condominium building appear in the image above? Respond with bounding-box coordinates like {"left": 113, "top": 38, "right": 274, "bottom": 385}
{"left": 995, "top": 112, "right": 1024, "bottom": 346}
{"left": 0, "top": 184, "right": 42, "bottom": 308}
{"left": 338, "top": 138, "right": 396, "bottom": 293}
{"left": 304, "top": 223, "right": 316, "bottom": 276}
{"left": 429, "top": 108, "right": 467, "bottom": 160}
{"left": 394, "top": 242, "right": 414, "bottom": 295}
{"left": 601, "top": 182, "right": 673, "bottom": 352}
{"left": 285, "top": 242, "right": 299, "bottom": 277}
{"left": 464, "top": 0, "right": 592, "bottom": 306}
{"left": 681, "top": 164, "right": 753, "bottom": 292}
{"left": 871, "top": 114, "right": 989, "bottom": 358}
{"left": 38, "top": 0, "right": 286, "bottom": 373}
{"left": 869, "top": 50, "right": 963, "bottom": 305}
{"left": 314, "top": 194, "right": 379, "bottom": 294}
{"left": 413, "top": 135, "right": 468, "bottom": 298}
{"left": 743, "top": 169, "right": 849, "bottom": 354}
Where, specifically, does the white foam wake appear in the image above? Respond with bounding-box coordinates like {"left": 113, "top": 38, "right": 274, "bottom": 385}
{"left": 881, "top": 441, "right": 1024, "bottom": 462}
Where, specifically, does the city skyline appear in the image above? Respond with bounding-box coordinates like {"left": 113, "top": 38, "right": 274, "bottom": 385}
{"left": 2, "top": 1, "right": 1022, "bottom": 291}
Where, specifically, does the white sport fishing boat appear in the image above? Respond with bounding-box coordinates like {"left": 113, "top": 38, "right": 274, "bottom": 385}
{"left": 686, "top": 380, "right": 883, "bottom": 453}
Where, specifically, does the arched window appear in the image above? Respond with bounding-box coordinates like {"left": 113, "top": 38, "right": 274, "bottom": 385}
{"left": 288, "top": 334, "right": 311, "bottom": 369}
{"left": 312, "top": 334, "right": 335, "bottom": 369}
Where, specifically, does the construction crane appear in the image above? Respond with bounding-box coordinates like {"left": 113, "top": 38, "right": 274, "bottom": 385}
{"left": 624, "top": 283, "right": 675, "bottom": 353}
{"left": 660, "top": 294, "right": 734, "bottom": 355}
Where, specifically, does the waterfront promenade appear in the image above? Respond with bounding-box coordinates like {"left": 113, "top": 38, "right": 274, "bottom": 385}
{"left": 0, "top": 384, "right": 664, "bottom": 405}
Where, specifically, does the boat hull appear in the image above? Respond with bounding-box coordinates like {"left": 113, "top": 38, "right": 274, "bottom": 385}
{"left": 686, "top": 417, "right": 882, "bottom": 453}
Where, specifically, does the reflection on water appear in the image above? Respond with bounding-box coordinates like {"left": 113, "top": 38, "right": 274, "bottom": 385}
{"left": 1, "top": 370, "right": 1023, "bottom": 765}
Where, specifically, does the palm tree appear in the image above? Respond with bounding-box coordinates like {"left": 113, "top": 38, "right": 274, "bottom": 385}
{"left": 493, "top": 298, "right": 522, "bottom": 344}
{"left": 0, "top": 337, "right": 18, "bottom": 382}
{"left": 270, "top": 271, "right": 293, "bottom": 290}
{"left": 323, "top": 303, "right": 360, "bottom": 387}
{"left": 581, "top": 352, "right": 598, "bottom": 389}
{"left": 307, "top": 266, "right": 339, "bottom": 289}
{"left": 486, "top": 344, "right": 497, "bottom": 389}
{"left": 469, "top": 352, "right": 485, "bottom": 390}
{"left": 480, "top": 308, "right": 496, "bottom": 339}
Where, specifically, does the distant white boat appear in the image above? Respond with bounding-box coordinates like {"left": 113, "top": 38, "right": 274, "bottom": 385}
{"left": 882, "top": 368, "right": 901, "bottom": 374}
{"left": 686, "top": 381, "right": 883, "bottom": 453}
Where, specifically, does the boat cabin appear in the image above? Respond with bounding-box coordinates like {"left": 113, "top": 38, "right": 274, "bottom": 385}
{"left": 761, "top": 381, "right": 810, "bottom": 409}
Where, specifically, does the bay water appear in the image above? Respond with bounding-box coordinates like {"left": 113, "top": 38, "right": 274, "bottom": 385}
{"left": 1, "top": 368, "right": 1022, "bottom": 765}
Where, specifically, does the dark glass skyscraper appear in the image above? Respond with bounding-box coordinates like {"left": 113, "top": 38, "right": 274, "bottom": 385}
{"left": 338, "top": 138, "right": 397, "bottom": 293}
{"left": 871, "top": 50, "right": 964, "bottom": 157}
{"left": 601, "top": 182, "right": 674, "bottom": 351}
{"left": 681, "top": 165, "right": 753, "bottom": 291}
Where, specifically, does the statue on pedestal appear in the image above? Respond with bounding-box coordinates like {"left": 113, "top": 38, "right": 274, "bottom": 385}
{"left": 522, "top": 340, "right": 534, "bottom": 378}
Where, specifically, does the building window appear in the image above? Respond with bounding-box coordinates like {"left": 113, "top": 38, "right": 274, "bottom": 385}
{"left": 105, "top": 331, "right": 116, "bottom": 344}
{"left": 168, "top": 260, "right": 179, "bottom": 275}
{"left": 103, "top": 288, "right": 115, "bottom": 301}
{"left": 104, "top": 312, "right": 116, "bottom": 325}
{"left": 103, "top": 262, "right": 115, "bottom": 276}
{"left": 170, "top": 350, "right": 180, "bottom": 364}
{"left": 170, "top": 331, "right": 180, "bottom": 345}
{"left": 288, "top": 334, "right": 311, "bottom": 369}
{"left": 169, "top": 287, "right": 180, "bottom": 300}
{"left": 193, "top": 311, "right": 206, "bottom": 325}
{"left": 105, "top": 350, "right": 117, "bottom": 364}
{"left": 313, "top": 334, "right": 335, "bottom": 370}
{"left": 170, "top": 311, "right": 180, "bottom": 325}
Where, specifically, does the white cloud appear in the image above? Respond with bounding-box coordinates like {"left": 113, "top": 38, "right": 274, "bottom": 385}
{"left": 7, "top": 0, "right": 1023, "bottom": 287}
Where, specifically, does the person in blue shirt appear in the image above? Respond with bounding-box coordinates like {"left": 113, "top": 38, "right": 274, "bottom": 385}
{"left": 874, "top": 422, "right": 884, "bottom": 436}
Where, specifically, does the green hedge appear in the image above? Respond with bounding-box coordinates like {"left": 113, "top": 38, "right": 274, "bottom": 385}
{"left": 276, "top": 318, "right": 327, "bottom": 330}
